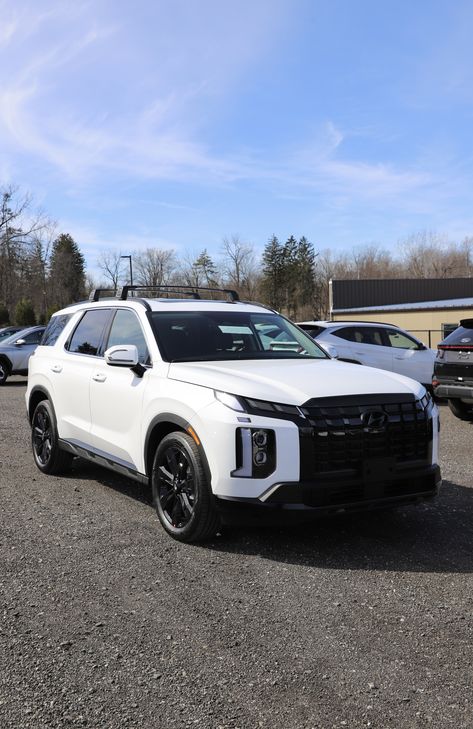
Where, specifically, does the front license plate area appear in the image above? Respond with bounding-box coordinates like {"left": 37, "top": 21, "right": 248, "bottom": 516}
{"left": 363, "top": 457, "right": 396, "bottom": 483}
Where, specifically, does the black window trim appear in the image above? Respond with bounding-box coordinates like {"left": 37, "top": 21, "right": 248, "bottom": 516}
{"left": 65, "top": 308, "right": 113, "bottom": 358}
{"left": 101, "top": 306, "right": 152, "bottom": 366}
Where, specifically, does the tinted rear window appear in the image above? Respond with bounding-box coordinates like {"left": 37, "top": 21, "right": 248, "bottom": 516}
{"left": 441, "top": 325, "right": 473, "bottom": 346}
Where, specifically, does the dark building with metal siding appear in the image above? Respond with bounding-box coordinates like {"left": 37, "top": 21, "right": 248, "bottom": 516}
{"left": 331, "top": 278, "right": 473, "bottom": 311}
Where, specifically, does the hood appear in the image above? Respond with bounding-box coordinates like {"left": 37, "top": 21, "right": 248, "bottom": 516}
{"left": 168, "top": 359, "right": 424, "bottom": 405}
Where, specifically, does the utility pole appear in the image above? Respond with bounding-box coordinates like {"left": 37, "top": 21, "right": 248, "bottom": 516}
{"left": 120, "top": 255, "right": 133, "bottom": 286}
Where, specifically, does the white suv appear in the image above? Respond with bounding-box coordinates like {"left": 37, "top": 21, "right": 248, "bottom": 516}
{"left": 298, "top": 321, "right": 436, "bottom": 389}
{"left": 26, "top": 287, "right": 441, "bottom": 542}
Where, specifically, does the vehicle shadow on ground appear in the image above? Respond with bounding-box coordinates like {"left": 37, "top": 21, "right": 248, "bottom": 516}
{"left": 205, "top": 479, "right": 473, "bottom": 574}
{"left": 69, "top": 457, "right": 153, "bottom": 506}
{"left": 74, "top": 457, "right": 473, "bottom": 574}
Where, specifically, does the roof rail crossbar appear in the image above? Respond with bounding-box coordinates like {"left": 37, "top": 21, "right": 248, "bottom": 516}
{"left": 89, "top": 288, "right": 118, "bottom": 302}
{"left": 119, "top": 285, "right": 240, "bottom": 302}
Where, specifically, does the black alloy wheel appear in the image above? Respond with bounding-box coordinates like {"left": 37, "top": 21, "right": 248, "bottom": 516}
{"left": 31, "top": 400, "right": 72, "bottom": 474}
{"left": 152, "top": 432, "right": 219, "bottom": 542}
{"left": 0, "top": 359, "right": 8, "bottom": 385}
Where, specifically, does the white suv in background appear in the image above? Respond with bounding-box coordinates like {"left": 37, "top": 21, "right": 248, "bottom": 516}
{"left": 26, "top": 287, "right": 440, "bottom": 542}
{"left": 298, "top": 321, "right": 436, "bottom": 389}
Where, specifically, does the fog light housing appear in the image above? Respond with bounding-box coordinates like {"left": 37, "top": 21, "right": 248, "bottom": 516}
{"left": 232, "top": 428, "right": 276, "bottom": 478}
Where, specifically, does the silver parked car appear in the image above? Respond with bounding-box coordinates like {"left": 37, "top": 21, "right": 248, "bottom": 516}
{"left": 297, "top": 320, "right": 436, "bottom": 390}
{"left": 0, "top": 326, "right": 26, "bottom": 342}
{"left": 0, "top": 325, "right": 45, "bottom": 385}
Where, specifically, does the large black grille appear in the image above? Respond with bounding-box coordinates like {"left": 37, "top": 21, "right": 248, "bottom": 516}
{"left": 299, "top": 394, "right": 432, "bottom": 478}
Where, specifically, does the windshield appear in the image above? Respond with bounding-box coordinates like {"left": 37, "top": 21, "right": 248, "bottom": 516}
{"left": 151, "top": 311, "right": 328, "bottom": 362}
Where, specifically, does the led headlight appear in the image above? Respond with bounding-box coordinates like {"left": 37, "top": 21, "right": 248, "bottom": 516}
{"left": 214, "top": 390, "right": 246, "bottom": 412}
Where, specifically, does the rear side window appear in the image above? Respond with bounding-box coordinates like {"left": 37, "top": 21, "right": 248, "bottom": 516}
{"left": 68, "top": 309, "right": 110, "bottom": 356}
{"left": 334, "top": 326, "right": 385, "bottom": 346}
{"left": 332, "top": 327, "right": 357, "bottom": 342}
{"left": 41, "top": 314, "right": 72, "bottom": 346}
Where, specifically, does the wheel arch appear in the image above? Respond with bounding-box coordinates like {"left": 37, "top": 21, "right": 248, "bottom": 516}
{"left": 144, "top": 413, "right": 211, "bottom": 486}
{"left": 27, "top": 386, "right": 52, "bottom": 423}
{"left": 0, "top": 354, "right": 12, "bottom": 374}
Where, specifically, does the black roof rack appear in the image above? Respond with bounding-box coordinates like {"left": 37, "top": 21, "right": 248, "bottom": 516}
{"left": 89, "top": 288, "right": 118, "bottom": 302}
{"left": 119, "top": 285, "right": 240, "bottom": 302}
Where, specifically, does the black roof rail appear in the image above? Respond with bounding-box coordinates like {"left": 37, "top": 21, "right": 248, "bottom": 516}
{"left": 119, "top": 285, "right": 240, "bottom": 302}
{"left": 331, "top": 319, "right": 400, "bottom": 327}
{"left": 89, "top": 288, "right": 118, "bottom": 302}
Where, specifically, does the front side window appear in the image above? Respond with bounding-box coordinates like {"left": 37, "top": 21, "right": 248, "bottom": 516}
{"left": 68, "top": 309, "right": 110, "bottom": 356}
{"left": 385, "top": 328, "right": 421, "bottom": 350}
{"left": 22, "top": 329, "right": 45, "bottom": 345}
{"left": 152, "top": 311, "right": 327, "bottom": 362}
{"left": 105, "top": 309, "right": 149, "bottom": 364}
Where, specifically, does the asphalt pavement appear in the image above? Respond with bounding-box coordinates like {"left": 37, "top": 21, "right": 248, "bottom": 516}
{"left": 1, "top": 378, "right": 472, "bottom": 729}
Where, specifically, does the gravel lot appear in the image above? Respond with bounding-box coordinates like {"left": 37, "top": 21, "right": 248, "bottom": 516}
{"left": 1, "top": 378, "right": 472, "bottom": 729}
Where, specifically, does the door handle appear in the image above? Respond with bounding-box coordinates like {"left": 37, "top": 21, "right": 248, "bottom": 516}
{"left": 92, "top": 373, "right": 107, "bottom": 383}
{"left": 51, "top": 364, "right": 62, "bottom": 373}
{"left": 394, "top": 355, "right": 405, "bottom": 360}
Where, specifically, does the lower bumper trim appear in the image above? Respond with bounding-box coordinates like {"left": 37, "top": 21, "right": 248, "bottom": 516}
{"left": 434, "top": 383, "right": 473, "bottom": 399}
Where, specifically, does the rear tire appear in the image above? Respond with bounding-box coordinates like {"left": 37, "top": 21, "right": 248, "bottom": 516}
{"left": 151, "top": 432, "right": 220, "bottom": 543}
{"left": 447, "top": 398, "right": 473, "bottom": 421}
{"left": 32, "top": 400, "right": 73, "bottom": 474}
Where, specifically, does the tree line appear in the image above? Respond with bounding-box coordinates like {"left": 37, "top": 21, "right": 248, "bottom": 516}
{"left": 2, "top": 184, "right": 473, "bottom": 326}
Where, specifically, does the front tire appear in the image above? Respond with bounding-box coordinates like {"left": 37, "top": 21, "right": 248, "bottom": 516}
{"left": 32, "top": 400, "right": 73, "bottom": 474}
{"left": 448, "top": 398, "right": 473, "bottom": 421}
{"left": 151, "top": 432, "right": 220, "bottom": 543}
{"left": 0, "top": 358, "right": 9, "bottom": 385}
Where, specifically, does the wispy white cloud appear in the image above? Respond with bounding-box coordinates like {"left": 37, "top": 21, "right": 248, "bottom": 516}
{"left": 0, "top": 0, "right": 290, "bottom": 186}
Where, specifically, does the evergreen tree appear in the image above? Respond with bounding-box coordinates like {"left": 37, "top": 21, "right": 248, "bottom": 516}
{"left": 261, "top": 236, "right": 285, "bottom": 310}
{"left": 295, "top": 236, "right": 317, "bottom": 317}
{"left": 48, "top": 233, "right": 85, "bottom": 308}
{"left": 15, "top": 298, "right": 36, "bottom": 326}
{"left": 192, "top": 249, "right": 218, "bottom": 288}
{"left": 282, "top": 235, "right": 299, "bottom": 317}
{"left": 0, "top": 304, "right": 9, "bottom": 325}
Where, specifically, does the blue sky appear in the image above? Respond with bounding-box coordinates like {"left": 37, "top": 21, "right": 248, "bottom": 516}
{"left": 1, "top": 0, "right": 473, "bottom": 273}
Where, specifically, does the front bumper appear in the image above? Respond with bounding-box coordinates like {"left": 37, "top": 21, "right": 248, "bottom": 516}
{"left": 216, "top": 463, "right": 441, "bottom": 524}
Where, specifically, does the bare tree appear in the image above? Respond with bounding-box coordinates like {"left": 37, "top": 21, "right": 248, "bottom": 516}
{"left": 133, "top": 247, "right": 177, "bottom": 288}
{"left": 96, "top": 249, "right": 122, "bottom": 290}
{"left": 220, "top": 235, "right": 258, "bottom": 298}
{"left": 0, "top": 185, "right": 54, "bottom": 319}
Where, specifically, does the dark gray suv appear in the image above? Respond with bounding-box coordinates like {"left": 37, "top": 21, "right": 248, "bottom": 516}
{"left": 433, "top": 318, "right": 473, "bottom": 420}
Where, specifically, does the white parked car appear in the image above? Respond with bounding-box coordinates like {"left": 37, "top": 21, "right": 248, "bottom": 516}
{"left": 297, "top": 321, "right": 436, "bottom": 389}
{"left": 26, "top": 288, "right": 441, "bottom": 542}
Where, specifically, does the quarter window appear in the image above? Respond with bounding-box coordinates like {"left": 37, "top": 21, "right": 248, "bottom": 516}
{"left": 42, "top": 314, "right": 72, "bottom": 346}
{"left": 68, "top": 310, "right": 110, "bottom": 356}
